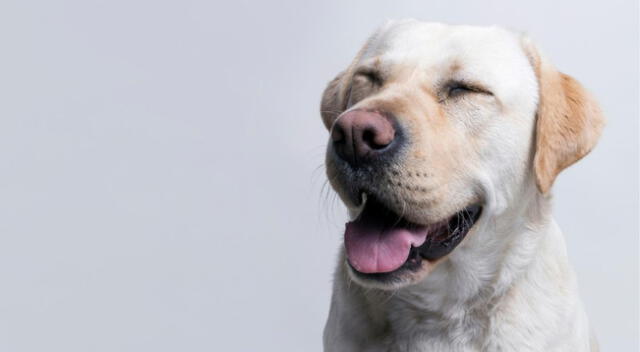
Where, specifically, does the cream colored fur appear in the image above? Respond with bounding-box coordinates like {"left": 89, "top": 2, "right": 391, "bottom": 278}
{"left": 321, "top": 20, "right": 604, "bottom": 352}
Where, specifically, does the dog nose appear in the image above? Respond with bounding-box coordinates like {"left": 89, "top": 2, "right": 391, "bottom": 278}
{"left": 331, "top": 110, "right": 397, "bottom": 165}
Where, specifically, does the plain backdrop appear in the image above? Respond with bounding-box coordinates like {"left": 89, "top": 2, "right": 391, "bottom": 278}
{"left": 0, "top": 1, "right": 637, "bottom": 351}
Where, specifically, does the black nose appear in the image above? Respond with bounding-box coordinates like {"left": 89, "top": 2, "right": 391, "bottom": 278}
{"left": 331, "top": 110, "right": 398, "bottom": 166}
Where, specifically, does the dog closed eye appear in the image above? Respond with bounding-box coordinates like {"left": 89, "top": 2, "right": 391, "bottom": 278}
{"left": 354, "top": 69, "right": 383, "bottom": 86}
{"left": 445, "top": 81, "right": 493, "bottom": 99}
{"left": 346, "top": 70, "right": 384, "bottom": 107}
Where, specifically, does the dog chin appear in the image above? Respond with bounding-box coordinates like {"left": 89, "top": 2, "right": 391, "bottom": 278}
{"left": 345, "top": 256, "right": 441, "bottom": 290}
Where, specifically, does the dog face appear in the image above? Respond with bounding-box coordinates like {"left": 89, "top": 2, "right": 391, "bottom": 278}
{"left": 321, "top": 20, "right": 604, "bottom": 289}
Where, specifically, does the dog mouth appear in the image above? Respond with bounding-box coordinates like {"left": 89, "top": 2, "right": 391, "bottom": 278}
{"left": 344, "top": 196, "right": 482, "bottom": 276}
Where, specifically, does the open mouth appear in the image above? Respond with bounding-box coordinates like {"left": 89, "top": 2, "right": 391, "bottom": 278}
{"left": 344, "top": 196, "right": 482, "bottom": 276}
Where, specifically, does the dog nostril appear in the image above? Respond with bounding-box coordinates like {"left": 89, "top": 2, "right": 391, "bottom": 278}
{"left": 362, "top": 128, "right": 375, "bottom": 147}
{"left": 362, "top": 127, "right": 391, "bottom": 150}
{"left": 331, "top": 126, "right": 345, "bottom": 143}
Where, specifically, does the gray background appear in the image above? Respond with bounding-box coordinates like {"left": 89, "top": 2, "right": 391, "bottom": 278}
{"left": 0, "top": 0, "right": 637, "bottom": 351}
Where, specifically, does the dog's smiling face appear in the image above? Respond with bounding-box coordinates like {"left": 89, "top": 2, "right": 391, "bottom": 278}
{"left": 321, "top": 21, "right": 604, "bottom": 289}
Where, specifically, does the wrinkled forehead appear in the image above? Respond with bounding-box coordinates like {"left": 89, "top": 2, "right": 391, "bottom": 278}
{"left": 357, "top": 21, "right": 534, "bottom": 93}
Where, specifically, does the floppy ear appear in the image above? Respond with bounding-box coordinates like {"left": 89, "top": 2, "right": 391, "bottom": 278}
{"left": 320, "top": 71, "right": 348, "bottom": 130}
{"left": 523, "top": 40, "right": 605, "bottom": 194}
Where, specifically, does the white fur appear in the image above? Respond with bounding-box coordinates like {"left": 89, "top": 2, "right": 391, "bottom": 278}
{"left": 323, "top": 20, "right": 595, "bottom": 352}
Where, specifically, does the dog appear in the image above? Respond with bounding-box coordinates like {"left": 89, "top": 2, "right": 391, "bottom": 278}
{"left": 320, "top": 20, "right": 604, "bottom": 351}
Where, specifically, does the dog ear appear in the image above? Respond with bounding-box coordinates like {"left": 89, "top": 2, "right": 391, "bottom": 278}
{"left": 522, "top": 39, "right": 605, "bottom": 194}
{"left": 320, "top": 71, "right": 348, "bottom": 130}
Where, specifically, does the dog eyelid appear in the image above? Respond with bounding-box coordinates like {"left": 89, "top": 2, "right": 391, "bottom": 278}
{"left": 445, "top": 80, "right": 493, "bottom": 98}
{"left": 354, "top": 69, "right": 383, "bottom": 86}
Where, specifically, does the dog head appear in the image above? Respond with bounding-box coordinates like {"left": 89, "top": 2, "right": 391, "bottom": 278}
{"left": 321, "top": 20, "right": 604, "bottom": 289}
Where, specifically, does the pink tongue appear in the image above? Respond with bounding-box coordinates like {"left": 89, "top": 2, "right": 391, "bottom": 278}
{"left": 344, "top": 219, "right": 428, "bottom": 274}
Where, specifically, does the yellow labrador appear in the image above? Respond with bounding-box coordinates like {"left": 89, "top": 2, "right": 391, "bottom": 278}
{"left": 320, "top": 20, "right": 604, "bottom": 351}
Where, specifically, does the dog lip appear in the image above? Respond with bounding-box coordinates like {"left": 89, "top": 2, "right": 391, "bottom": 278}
{"left": 416, "top": 204, "right": 482, "bottom": 260}
{"left": 344, "top": 196, "right": 430, "bottom": 274}
{"left": 346, "top": 200, "right": 483, "bottom": 278}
